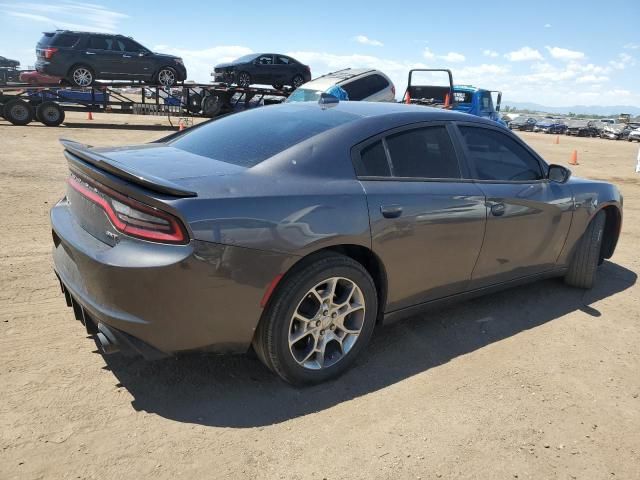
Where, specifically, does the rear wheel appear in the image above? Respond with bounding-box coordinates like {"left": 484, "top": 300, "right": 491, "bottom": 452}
{"left": 69, "top": 65, "right": 94, "bottom": 87}
{"left": 236, "top": 71, "right": 251, "bottom": 87}
{"left": 36, "top": 101, "right": 65, "bottom": 126}
{"left": 565, "top": 211, "right": 606, "bottom": 289}
{"left": 201, "top": 94, "right": 222, "bottom": 117}
{"left": 253, "top": 253, "right": 378, "bottom": 385}
{"left": 3, "top": 99, "right": 34, "bottom": 125}
{"left": 272, "top": 82, "right": 284, "bottom": 90}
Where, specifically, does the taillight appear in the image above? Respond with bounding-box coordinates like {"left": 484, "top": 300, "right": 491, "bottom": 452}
{"left": 391, "top": 84, "right": 396, "bottom": 96}
{"left": 43, "top": 47, "right": 58, "bottom": 60}
{"left": 67, "top": 174, "right": 188, "bottom": 244}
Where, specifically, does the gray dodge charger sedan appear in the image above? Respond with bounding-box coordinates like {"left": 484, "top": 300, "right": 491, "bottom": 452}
{"left": 51, "top": 101, "right": 622, "bottom": 385}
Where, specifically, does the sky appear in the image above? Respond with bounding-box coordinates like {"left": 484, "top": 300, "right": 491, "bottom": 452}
{"left": 1, "top": 0, "right": 638, "bottom": 107}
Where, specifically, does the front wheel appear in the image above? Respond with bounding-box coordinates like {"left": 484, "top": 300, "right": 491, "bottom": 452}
{"left": 291, "top": 74, "right": 305, "bottom": 88}
{"left": 236, "top": 71, "right": 251, "bottom": 87}
{"left": 565, "top": 211, "right": 606, "bottom": 289}
{"left": 156, "top": 67, "right": 177, "bottom": 87}
{"left": 253, "top": 253, "right": 378, "bottom": 385}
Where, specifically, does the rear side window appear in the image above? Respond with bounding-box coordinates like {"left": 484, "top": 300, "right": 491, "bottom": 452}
{"left": 168, "top": 105, "right": 359, "bottom": 167}
{"left": 89, "top": 36, "right": 112, "bottom": 50}
{"left": 459, "top": 126, "right": 543, "bottom": 181}
{"left": 385, "top": 126, "right": 461, "bottom": 178}
{"left": 355, "top": 141, "right": 391, "bottom": 177}
{"left": 276, "top": 56, "right": 291, "bottom": 65}
{"left": 39, "top": 33, "right": 79, "bottom": 47}
{"left": 342, "top": 74, "right": 389, "bottom": 101}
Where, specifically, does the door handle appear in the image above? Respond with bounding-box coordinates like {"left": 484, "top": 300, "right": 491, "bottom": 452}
{"left": 85, "top": 52, "right": 96, "bottom": 55}
{"left": 381, "top": 205, "right": 403, "bottom": 219}
{"left": 122, "top": 54, "right": 132, "bottom": 58}
{"left": 490, "top": 203, "right": 506, "bottom": 217}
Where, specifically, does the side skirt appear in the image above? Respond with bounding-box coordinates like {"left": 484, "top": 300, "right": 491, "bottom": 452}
{"left": 382, "top": 268, "right": 568, "bottom": 324}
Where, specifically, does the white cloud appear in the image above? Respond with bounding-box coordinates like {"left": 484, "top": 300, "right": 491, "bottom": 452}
{"left": 504, "top": 47, "right": 544, "bottom": 62}
{"left": 546, "top": 46, "right": 586, "bottom": 61}
{"left": 152, "top": 45, "right": 253, "bottom": 82}
{"left": 544, "top": 23, "right": 552, "bottom": 28}
{"left": 609, "top": 52, "right": 635, "bottom": 69}
{"left": 439, "top": 52, "right": 465, "bottom": 63}
{"left": 576, "top": 74, "right": 609, "bottom": 84}
{"left": 0, "top": 1, "right": 127, "bottom": 32}
{"left": 483, "top": 49, "right": 499, "bottom": 57}
{"left": 423, "top": 47, "right": 435, "bottom": 60}
{"left": 353, "top": 35, "right": 383, "bottom": 47}
{"left": 623, "top": 43, "right": 639, "bottom": 50}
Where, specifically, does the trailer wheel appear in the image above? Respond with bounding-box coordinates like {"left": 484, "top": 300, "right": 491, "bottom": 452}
{"left": 3, "top": 99, "right": 34, "bottom": 125}
{"left": 272, "top": 82, "right": 284, "bottom": 90}
{"left": 36, "top": 101, "right": 65, "bottom": 127}
{"left": 201, "top": 94, "right": 222, "bottom": 117}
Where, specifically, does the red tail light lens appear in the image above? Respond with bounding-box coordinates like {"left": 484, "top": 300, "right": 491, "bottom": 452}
{"left": 43, "top": 47, "right": 58, "bottom": 60}
{"left": 391, "top": 84, "right": 396, "bottom": 97}
{"left": 68, "top": 174, "right": 188, "bottom": 244}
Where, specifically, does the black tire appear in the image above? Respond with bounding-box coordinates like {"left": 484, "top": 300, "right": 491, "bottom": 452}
{"left": 272, "top": 82, "right": 283, "bottom": 90}
{"left": 156, "top": 67, "right": 178, "bottom": 87}
{"left": 564, "top": 211, "right": 606, "bottom": 289}
{"left": 68, "top": 65, "right": 94, "bottom": 87}
{"left": 253, "top": 253, "right": 378, "bottom": 385}
{"left": 291, "top": 74, "right": 305, "bottom": 88}
{"left": 36, "top": 101, "right": 65, "bottom": 127}
{"left": 201, "top": 94, "right": 222, "bottom": 117}
{"left": 3, "top": 99, "right": 34, "bottom": 125}
{"left": 186, "top": 92, "right": 202, "bottom": 114}
{"left": 236, "top": 71, "right": 251, "bottom": 87}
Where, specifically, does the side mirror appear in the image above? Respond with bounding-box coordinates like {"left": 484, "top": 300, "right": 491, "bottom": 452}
{"left": 548, "top": 164, "right": 571, "bottom": 183}
{"left": 139, "top": 50, "right": 149, "bottom": 56}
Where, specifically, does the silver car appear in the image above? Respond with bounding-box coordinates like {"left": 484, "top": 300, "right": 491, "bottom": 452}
{"left": 286, "top": 68, "right": 395, "bottom": 103}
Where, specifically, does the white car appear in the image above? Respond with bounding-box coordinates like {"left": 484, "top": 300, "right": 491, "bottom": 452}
{"left": 286, "top": 68, "right": 395, "bottom": 103}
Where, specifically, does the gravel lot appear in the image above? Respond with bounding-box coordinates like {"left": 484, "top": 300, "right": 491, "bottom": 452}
{"left": 1, "top": 112, "right": 639, "bottom": 480}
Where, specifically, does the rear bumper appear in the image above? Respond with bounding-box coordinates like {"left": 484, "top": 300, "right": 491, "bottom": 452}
{"left": 51, "top": 198, "right": 296, "bottom": 356}
{"left": 35, "top": 60, "right": 68, "bottom": 78}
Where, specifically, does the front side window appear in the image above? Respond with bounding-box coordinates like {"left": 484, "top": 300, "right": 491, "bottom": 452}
{"left": 385, "top": 126, "right": 461, "bottom": 179}
{"left": 341, "top": 77, "right": 369, "bottom": 101}
{"left": 276, "top": 56, "right": 291, "bottom": 65}
{"left": 459, "top": 126, "right": 543, "bottom": 181}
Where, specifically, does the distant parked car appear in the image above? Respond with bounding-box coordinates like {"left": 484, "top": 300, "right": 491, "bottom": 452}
{"left": 287, "top": 68, "right": 395, "bottom": 103}
{"left": 19, "top": 70, "right": 62, "bottom": 85}
{"left": 509, "top": 117, "right": 537, "bottom": 131}
{"left": 0, "top": 55, "right": 19, "bottom": 68}
{"left": 566, "top": 120, "right": 598, "bottom": 137}
{"left": 601, "top": 124, "right": 628, "bottom": 140}
{"left": 213, "top": 53, "right": 311, "bottom": 89}
{"left": 35, "top": 30, "right": 187, "bottom": 87}
{"left": 628, "top": 128, "right": 640, "bottom": 142}
{"left": 534, "top": 119, "right": 567, "bottom": 134}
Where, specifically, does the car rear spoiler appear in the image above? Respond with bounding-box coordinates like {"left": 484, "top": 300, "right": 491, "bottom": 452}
{"left": 60, "top": 139, "right": 197, "bottom": 198}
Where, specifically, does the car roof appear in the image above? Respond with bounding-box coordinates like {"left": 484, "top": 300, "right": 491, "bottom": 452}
{"left": 44, "top": 30, "right": 131, "bottom": 37}
{"left": 277, "top": 100, "right": 495, "bottom": 125}
{"left": 300, "top": 68, "right": 380, "bottom": 90}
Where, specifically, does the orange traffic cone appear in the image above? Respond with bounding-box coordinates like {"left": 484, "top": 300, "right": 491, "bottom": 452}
{"left": 87, "top": 111, "right": 93, "bottom": 120}
{"left": 404, "top": 91, "right": 411, "bottom": 104}
{"left": 554, "top": 135, "right": 560, "bottom": 144}
{"left": 569, "top": 149, "right": 579, "bottom": 165}
{"left": 178, "top": 119, "right": 185, "bottom": 131}
{"left": 444, "top": 92, "right": 451, "bottom": 108}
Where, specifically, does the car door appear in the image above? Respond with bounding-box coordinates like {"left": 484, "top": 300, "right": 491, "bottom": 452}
{"left": 274, "top": 55, "right": 294, "bottom": 84}
{"left": 252, "top": 54, "right": 275, "bottom": 84}
{"left": 85, "top": 35, "right": 121, "bottom": 76}
{"left": 454, "top": 123, "right": 574, "bottom": 288}
{"left": 114, "top": 37, "right": 155, "bottom": 79}
{"left": 354, "top": 123, "right": 487, "bottom": 312}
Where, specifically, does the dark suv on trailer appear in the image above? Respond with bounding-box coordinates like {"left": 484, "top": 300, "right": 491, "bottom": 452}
{"left": 35, "top": 30, "right": 187, "bottom": 87}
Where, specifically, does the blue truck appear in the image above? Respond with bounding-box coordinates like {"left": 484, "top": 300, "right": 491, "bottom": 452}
{"left": 403, "top": 69, "right": 506, "bottom": 127}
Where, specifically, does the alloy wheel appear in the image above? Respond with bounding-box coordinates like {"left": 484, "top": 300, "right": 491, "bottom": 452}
{"left": 288, "top": 277, "right": 366, "bottom": 370}
{"left": 292, "top": 75, "right": 304, "bottom": 88}
{"left": 238, "top": 72, "right": 251, "bottom": 87}
{"left": 158, "top": 69, "right": 176, "bottom": 87}
{"left": 72, "top": 68, "right": 93, "bottom": 87}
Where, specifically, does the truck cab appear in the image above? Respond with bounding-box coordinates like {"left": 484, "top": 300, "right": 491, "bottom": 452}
{"left": 452, "top": 85, "right": 506, "bottom": 127}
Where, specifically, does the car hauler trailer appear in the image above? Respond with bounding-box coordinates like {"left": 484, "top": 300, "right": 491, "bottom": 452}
{"left": 0, "top": 81, "right": 290, "bottom": 126}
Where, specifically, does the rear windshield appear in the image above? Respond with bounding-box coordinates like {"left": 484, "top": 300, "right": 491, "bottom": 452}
{"left": 286, "top": 88, "right": 324, "bottom": 103}
{"left": 167, "top": 105, "right": 359, "bottom": 167}
{"left": 39, "top": 33, "right": 80, "bottom": 47}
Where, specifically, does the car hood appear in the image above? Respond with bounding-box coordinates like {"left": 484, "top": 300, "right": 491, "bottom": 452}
{"left": 215, "top": 62, "right": 238, "bottom": 69}
{"left": 153, "top": 53, "right": 180, "bottom": 60}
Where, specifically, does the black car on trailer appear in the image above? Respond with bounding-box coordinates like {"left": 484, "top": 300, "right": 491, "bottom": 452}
{"left": 35, "top": 30, "right": 187, "bottom": 87}
{"left": 213, "top": 53, "right": 311, "bottom": 89}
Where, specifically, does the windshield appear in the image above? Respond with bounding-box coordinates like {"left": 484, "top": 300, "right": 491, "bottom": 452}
{"left": 286, "top": 88, "right": 324, "bottom": 103}
{"left": 168, "top": 105, "right": 359, "bottom": 167}
{"left": 233, "top": 54, "right": 258, "bottom": 63}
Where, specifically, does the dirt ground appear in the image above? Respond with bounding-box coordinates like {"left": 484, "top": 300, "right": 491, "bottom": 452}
{"left": 1, "top": 112, "right": 639, "bottom": 480}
